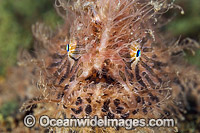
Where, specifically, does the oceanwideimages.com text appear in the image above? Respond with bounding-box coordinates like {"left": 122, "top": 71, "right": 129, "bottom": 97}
{"left": 24, "top": 115, "right": 175, "bottom": 129}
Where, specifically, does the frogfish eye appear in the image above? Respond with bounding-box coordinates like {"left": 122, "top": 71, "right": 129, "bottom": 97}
{"left": 136, "top": 50, "right": 141, "bottom": 57}
{"left": 66, "top": 44, "right": 70, "bottom": 52}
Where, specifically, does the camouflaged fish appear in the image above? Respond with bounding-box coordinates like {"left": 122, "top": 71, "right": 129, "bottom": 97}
{"left": 21, "top": 0, "right": 200, "bottom": 132}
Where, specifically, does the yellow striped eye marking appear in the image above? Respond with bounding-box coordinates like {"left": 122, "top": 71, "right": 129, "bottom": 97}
{"left": 130, "top": 51, "right": 136, "bottom": 58}
{"left": 129, "top": 44, "right": 141, "bottom": 58}
{"left": 66, "top": 40, "right": 77, "bottom": 55}
{"left": 130, "top": 50, "right": 141, "bottom": 58}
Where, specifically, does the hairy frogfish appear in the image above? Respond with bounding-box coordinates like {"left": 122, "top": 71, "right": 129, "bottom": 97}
{"left": 20, "top": 0, "right": 200, "bottom": 132}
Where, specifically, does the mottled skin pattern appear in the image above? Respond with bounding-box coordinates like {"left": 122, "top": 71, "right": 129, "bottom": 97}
{"left": 21, "top": 0, "right": 200, "bottom": 132}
